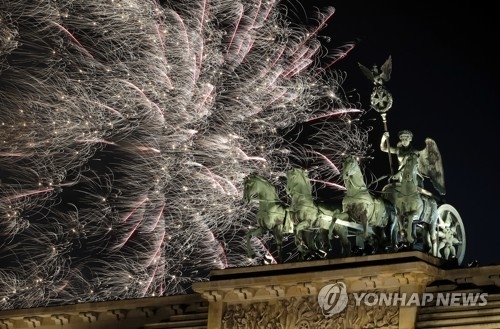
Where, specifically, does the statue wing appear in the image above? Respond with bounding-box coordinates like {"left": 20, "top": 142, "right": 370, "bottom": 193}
{"left": 380, "top": 55, "right": 392, "bottom": 82}
{"left": 358, "top": 62, "right": 374, "bottom": 82}
{"left": 418, "top": 138, "right": 446, "bottom": 195}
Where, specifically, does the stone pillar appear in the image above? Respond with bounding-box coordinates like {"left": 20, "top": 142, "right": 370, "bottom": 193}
{"left": 201, "top": 291, "right": 224, "bottom": 329}
{"left": 393, "top": 272, "right": 434, "bottom": 329}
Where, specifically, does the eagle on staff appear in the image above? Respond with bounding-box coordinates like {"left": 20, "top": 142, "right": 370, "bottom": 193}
{"left": 358, "top": 55, "right": 392, "bottom": 87}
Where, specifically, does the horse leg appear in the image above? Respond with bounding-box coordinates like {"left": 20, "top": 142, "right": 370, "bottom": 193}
{"left": 303, "top": 229, "right": 315, "bottom": 250}
{"left": 329, "top": 212, "right": 348, "bottom": 239}
{"left": 406, "top": 214, "right": 415, "bottom": 244}
{"left": 420, "top": 224, "right": 431, "bottom": 254}
{"left": 357, "top": 212, "right": 371, "bottom": 253}
{"left": 328, "top": 213, "right": 352, "bottom": 257}
{"left": 397, "top": 213, "right": 407, "bottom": 243}
{"left": 362, "top": 213, "right": 369, "bottom": 240}
{"left": 294, "top": 221, "right": 310, "bottom": 258}
{"left": 246, "top": 227, "right": 263, "bottom": 258}
{"left": 428, "top": 220, "right": 438, "bottom": 257}
{"left": 315, "top": 229, "right": 329, "bottom": 258}
{"left": 302, "top": 229, "right": 319, "bottom": 259}
{"left": 372, "top": 226, "right": 386, "bottom": 253}
{"left": 314, "top": 229, "right": 326, "bottom": 253}
{"left": 390, "top": 213, "right": 399, "bottom": 252}
{"left": 273, "top": 226, "right": 284, "bottom": 263}
{"left": 334, "top": 224, "right": 351, "bottom": 257}
{"left": 396, "top": 212, "right": 414, "bottom": 251}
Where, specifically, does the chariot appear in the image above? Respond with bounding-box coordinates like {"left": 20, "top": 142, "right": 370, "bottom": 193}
{"left": 243, "top": 157, "right": 466, "bottom": 265}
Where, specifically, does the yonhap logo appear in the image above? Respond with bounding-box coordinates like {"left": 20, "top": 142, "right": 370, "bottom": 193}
{"left": 317, "top": 282, "right": 348, "bottom": 316}
{"left": 317, "top": 281, "right": 488, "bottom": 317}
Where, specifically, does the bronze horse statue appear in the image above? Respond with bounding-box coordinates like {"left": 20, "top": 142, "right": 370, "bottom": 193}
{"left": 285, "top": 168, "right": 350, "bottom": 259}
{"left": 243, "top": 173, "right": 292, "bottom": 263}
{"left": 244, "top": 172, "right": 349, "bottom": 262}
{"left": 336, "top": 155, "right": 399, "bottom": 253}
{"left": 382, "top": 152, "right": 438, "bottom": 256}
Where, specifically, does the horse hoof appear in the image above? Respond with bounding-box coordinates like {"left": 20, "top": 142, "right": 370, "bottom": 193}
{"left": 396, "top": 242, "right": 410, "bottom": 251}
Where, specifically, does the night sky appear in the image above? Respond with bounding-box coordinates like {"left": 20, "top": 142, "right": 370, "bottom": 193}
{"left": 297, "top": 1, "right": 499, "bottom": 265}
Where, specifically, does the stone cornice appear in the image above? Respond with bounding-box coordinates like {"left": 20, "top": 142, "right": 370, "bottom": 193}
{"left": 0, "top": 294, "right": 206, "bottom": 328}
{"left": 192, "top": 252, "right": 445, "bottom": 302}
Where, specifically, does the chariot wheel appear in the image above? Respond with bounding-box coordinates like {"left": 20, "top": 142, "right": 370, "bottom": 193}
{"left": 437, "top": 204, "right": 466, "bottom": 265}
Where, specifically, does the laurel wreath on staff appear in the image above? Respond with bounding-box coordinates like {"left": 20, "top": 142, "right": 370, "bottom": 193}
{"left": 358, "top": 56, "right": 394, "bottom": 175}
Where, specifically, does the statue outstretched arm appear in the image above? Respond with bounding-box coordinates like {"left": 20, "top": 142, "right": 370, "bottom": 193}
{"left": 380, "top": 132, "right": 397, "bottom": 154}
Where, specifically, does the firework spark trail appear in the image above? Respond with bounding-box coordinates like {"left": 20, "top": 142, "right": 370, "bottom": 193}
{"left": 0, "top": 0, "right": 370, "bottom": 309}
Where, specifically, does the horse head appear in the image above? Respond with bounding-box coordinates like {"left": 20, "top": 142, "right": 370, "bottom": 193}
{"left": 243, "top": 173, "right": 278, "bottom": 203}
{"left": 243, "top": 173, "right": 257, "bottom": 202}
{"left": 286, "top": 168, "right": 312, "bottom": 197}
{"left": 342, "top": 155, "right": 359, "bottom": 177}
{"left": 341, "top": 155, "right": 365, "bottom": 190}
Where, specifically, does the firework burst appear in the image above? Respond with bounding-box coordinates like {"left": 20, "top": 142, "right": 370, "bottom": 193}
{"left": 0, "top": 0, "right": 369, "bottom": 309}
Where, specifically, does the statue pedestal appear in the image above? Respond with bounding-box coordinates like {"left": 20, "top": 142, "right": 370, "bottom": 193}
{"left": 193, "top": 252, "right": 500, "bottom": 329}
